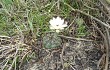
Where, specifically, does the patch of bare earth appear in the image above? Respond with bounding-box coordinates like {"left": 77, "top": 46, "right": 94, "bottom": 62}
{"left": 23, "top": 38, "right": 104, "bottom": 70}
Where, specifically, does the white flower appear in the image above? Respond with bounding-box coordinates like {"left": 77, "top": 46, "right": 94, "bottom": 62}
{"left": 49, "top": 16, "right": 67, "bottom": 32}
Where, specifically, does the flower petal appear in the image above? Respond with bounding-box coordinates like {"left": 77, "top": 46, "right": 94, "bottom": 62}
{"left": 56, "top": 17, "right": 61, "bottom": 20}
{"left": 50, "top": 26, "right": 55, "bottom": 29}
{"left": 62, "top": 24, "right": 67, "bottom": 27}
{"left": 49, "top": 16, "right": 68, "bottom": 31}
{"left": 56, "top": 30, "right": 60, "bottom": 33}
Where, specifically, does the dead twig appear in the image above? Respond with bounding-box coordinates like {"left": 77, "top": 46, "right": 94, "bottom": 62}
{"left": 58, "top": 35, "right": 93, "bottom": 41}
{"left": 19, "top": 51, "right": 31, "bottom": 68}
{"left": 2, "top": 56, "right": 10, "bottom": 70}
{"left": 104, "top": 28, "right": 110, "bottom": 70}
{"left": 0, "top": 35, "right": 11, "bottom": 38}
{"left": 99, "top": 0, "right": 110, "bottom": 16}
{"left": 97, "top": 54, "right": 106, "bottom": 68}
{"left": 63, "top": 2, "right": 110, "bottom": 29}
{"left": 91, "top": 21, "right": 109, "bottom": 70}
{"left": 68, "top": 63, "right": 76, "bottom": 70}
{"left": 60, "top": 42, "right": 66, "bottom": 70}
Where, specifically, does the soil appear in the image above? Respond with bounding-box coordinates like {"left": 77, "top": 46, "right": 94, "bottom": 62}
{"left": 21, "top": 39, "right": 104, "bottom": 70}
